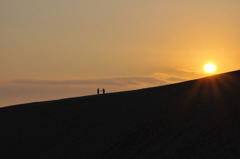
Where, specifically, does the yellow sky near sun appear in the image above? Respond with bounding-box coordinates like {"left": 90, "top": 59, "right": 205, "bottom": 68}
{"left": 1, "top": 0, "right": 240, "bottom": 80}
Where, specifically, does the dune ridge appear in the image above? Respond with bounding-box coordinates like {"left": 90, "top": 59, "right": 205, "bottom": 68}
{"left": 1, "top": 70, "right": 240, "bottom": 159}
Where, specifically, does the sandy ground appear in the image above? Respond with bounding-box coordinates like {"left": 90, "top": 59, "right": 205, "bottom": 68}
{"left": 1, "top": 70, "right": 240, "bottom": 159}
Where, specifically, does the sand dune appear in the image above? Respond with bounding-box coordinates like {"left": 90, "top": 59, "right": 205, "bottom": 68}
{"left": 1, "top": 70, "right": 240, "bottom": 159}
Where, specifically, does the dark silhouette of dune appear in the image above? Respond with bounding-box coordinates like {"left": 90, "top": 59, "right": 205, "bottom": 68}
{"left": 1, "top": 70, "right": 240, "bottom": 159}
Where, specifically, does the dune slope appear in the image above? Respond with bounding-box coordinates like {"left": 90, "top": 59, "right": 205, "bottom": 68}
{"left": 1, "top": 70, "right": 240, "bottom": 159}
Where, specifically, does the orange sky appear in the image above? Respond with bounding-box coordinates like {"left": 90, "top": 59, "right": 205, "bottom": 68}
{"left": 1, "top": 0, "right": 240, "bottom": 107}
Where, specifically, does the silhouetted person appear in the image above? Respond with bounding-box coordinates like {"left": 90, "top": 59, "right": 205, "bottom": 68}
{"left": 102, "top": 88, "right": 105, "bottom": 94}
{"left": 97, "top": 88, "right": 100, "bottom": 95}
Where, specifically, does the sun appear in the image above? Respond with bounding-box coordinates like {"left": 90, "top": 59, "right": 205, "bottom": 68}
{"left": 204, "top": 63, "right": 216, "bottom": 73}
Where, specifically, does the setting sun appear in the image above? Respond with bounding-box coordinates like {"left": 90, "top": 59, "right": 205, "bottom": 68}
{"left": 204, "top": 63, "right": 217, "bottom": 73}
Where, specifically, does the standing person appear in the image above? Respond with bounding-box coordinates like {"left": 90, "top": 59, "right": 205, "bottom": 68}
{"left": 102, "top": 88, "right": 105, "bottom": 94}
{"left": 97, "top": 88, "right": 100, "bottom": 95}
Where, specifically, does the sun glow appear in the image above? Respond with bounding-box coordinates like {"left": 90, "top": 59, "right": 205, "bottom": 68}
{"left": 204, "top": 63, "right": 217, "bottom": 73}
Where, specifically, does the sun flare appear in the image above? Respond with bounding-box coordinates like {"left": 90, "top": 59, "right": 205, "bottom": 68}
{"left": 204, "top": 63, "right": 216, "bottom": 73}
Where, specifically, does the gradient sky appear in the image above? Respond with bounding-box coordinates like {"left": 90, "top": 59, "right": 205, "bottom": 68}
{"left": 1, "top": 0, "right": 240, "bottom": 107}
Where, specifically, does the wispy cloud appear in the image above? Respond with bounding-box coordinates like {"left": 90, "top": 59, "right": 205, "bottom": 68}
{"left": 176, "top": 68, "right": 202, "bottom": 73}
{"left": 10, "top": 77, "right": 167, "bottom": 87}
{"left": 153, "top": 73, "right": 186, "bottom": 82}
{"left": 10, "top": 73, "right": 186, "bottom": 87}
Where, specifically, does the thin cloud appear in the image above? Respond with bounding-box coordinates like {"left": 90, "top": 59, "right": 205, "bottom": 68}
{"left": 153, "top": 73, "right": 186, "bottom": 83}
{"left": 176, "top": 68, "right": 202, "bottom": 73}
{"left": 166, "top": 77, "right": 186, "bottom": 82}
{"left": 10, "top": 73, "right": 187, "bottom": 87}
{"left": 10, "top": 77, "right": 167, "bottom": 87}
